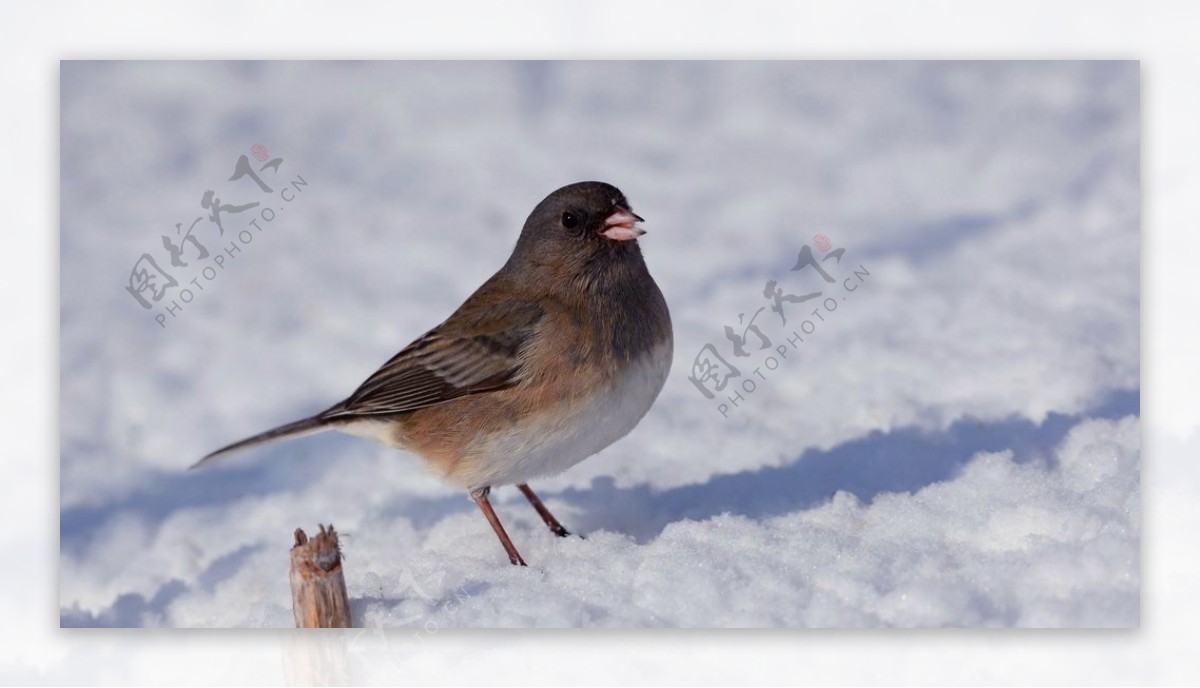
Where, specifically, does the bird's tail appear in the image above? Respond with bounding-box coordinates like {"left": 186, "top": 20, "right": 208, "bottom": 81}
{"left": 190, "top": 415, "right": 333, "bottom": 470}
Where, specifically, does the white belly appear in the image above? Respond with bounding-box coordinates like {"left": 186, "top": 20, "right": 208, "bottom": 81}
{"left": 458, "top": 340, "right": 673, "bottom": 489}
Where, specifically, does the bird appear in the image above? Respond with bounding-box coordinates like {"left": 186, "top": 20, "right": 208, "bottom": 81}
{"left": 193, "top": 181, "right": 673, "bottom": 566}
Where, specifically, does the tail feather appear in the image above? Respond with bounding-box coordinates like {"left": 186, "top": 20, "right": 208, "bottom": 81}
{"left": 190, "top": 415, "right": 333, "bottom": 469}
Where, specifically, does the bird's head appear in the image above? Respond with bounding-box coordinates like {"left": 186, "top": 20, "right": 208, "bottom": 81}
{"left": 511, "top": 181, "right": 648, "bottom": 276}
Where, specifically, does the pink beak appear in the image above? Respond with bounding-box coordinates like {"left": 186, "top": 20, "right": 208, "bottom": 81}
{"left": 601, "top": 208, "right": 646, "bottom": 241}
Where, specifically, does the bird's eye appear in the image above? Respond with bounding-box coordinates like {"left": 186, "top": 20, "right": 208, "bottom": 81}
{"left": 561, "top": 211, "right": 579, "bottom": 229}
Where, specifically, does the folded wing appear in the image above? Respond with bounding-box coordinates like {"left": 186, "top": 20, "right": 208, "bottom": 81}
{"left": 321, "top": 299, "right": 544, "bottom": 420}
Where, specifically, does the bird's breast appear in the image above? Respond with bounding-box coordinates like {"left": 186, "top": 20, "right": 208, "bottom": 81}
{"left": 450, "top": 337, "right": 673, "bottom": 490}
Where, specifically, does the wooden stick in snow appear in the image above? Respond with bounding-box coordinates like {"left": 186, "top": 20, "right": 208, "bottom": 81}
{"left": 290, "top": 524, "right": 352, "bottom": 628}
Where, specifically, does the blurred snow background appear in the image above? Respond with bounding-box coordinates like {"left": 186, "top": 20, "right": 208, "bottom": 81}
{"left": 59, "top": 61, "right": 1139, "bottom": 628}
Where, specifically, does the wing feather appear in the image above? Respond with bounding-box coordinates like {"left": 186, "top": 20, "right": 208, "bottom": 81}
{"left": 321, "top": 299, "right": 543, "bottom": 419}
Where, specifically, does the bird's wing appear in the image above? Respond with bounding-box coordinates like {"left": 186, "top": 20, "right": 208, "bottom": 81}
{"left": 321, "top": 299, "right": 544, "bottom": 419}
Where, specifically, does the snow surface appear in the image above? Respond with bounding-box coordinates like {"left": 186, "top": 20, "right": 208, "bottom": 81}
{"left": 59, "top": 61, "right": 1139, "bottom": 628}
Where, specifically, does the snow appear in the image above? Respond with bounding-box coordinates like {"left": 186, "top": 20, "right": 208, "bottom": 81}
{"left": 59, "top": 60, "right": 1139, "bottom": 628}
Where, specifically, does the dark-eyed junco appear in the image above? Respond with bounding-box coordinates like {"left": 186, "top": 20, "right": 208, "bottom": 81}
{"left": 194, "top": 181, "right": 673, "bottom": 566}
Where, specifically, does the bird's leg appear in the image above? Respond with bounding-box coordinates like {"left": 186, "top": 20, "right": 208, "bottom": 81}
{"left": 469, "top": 486, "right": 527, "bottom": 566}
{"left": 517, "top": 483, "right": 571, "bottom": 538}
